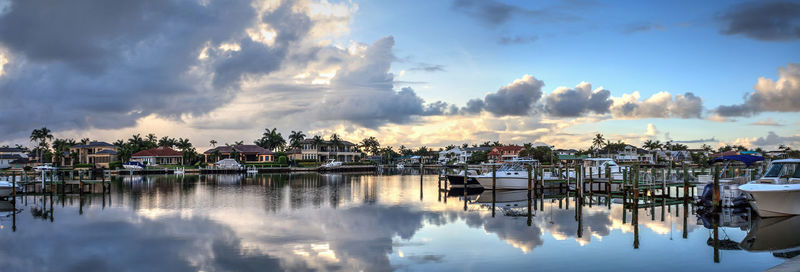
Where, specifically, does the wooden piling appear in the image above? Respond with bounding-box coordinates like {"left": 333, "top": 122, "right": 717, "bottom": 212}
{"left": 527, "top": 165, "right": 532, "bottom": 191}
{"left": 683, "top": 163, "right": 688, "bottom": 199}
{"left": 491, "top": 164, "right": 496, "bottom": 217}
{"left": 713, "top": 165, "right": 720, "bottom": 208}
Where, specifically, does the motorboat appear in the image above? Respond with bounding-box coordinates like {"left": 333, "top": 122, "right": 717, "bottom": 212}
{"left": 321, "top": 159, "right": 343, "bottom": 169}
{"left": 33, "top": 164, "right": 57, "bottom": 172}
{"left": 0, "top": 180, "right": 21, "bottom": 198}
{"left": 123, "top": 161, "right": 145, "bottom": 170}
{"left": 697, "top": 155, "right": 765, "bottom": 208}
{"left": 474, "top": 159, "right": 538, "bottom": 190}
{"left": 562, "top": 158, "right": 624, "bottom": 179}
{"left": 739, "top": 159, "right": 800, "bottom": 217}
{"left": 739, "top": 215, "right": 800, "bottom": 254}
{"left": 446, "top": 169, "right": 481, "bottom": 188}
{"left": 215, "top": 158, "right": 243, "bottom": 170}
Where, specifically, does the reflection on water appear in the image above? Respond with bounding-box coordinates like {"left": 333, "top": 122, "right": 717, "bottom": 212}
{"left": 0, "top": 173, "right": 794, "bottom": 271}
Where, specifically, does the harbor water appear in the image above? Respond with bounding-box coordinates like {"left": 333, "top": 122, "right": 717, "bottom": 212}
{"left": 0, "top": 172, "right": 794, "bottom": 271}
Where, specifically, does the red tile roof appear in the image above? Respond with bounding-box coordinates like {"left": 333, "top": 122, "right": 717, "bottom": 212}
{"left": 488, "top": 145, "right": 524, "bottom": 155}
{"left": 132, "top": 147, "right": 182, "bottom": 157}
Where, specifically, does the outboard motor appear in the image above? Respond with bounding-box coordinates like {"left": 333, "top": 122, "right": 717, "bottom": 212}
{"left": 696, "top": 183, "right": 714, "bottom": 206}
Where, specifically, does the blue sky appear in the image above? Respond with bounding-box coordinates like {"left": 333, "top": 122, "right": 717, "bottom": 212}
{"left": 0, "top": 0, "right": 798, "bottom": 150}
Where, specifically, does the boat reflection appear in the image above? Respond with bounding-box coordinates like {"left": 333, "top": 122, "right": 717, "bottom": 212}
{"left": 740, "top": 216, "right": 800, "bottom": 257}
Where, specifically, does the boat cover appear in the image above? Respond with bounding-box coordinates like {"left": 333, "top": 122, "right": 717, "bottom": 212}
{"left": 709, "top": 155, "right": 764, "bottom": 166}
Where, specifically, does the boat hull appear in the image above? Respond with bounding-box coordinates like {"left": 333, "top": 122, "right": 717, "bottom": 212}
{"left": 740, "top": 184, "right": 800, "bottom": 217}
{"left": 446, "top": 175, "right": 480, "bottom": 187}
{"left": 476, "top": 176, "right": 533, "bottom": 190}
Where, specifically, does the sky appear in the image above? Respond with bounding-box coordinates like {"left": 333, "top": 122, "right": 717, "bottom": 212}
{"left": 0, "top": 0, "right": 798, "bottom": 151}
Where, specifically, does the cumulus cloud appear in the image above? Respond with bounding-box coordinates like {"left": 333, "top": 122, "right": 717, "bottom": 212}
{"left": 718, "top": 1, "right": 800, "bottom": 41}
{"left": 714, "top": 63, "right": 800, "bottom": 117}
{"left": 313, "top": 37, "right": 447, "bottom": 127}
{"left": 0, "top": 0, "right": 320, "bottom": 137}
{"left": 732, "top": 131, "right": 800, "bottom": 149}
{"left": 610, "top": 91, "right": 703, "bottom": 119}
{"left": 544, "top": 82, "right": 612, "bottom": 117}
{"left": 461, "top": 75, "right": 544, "bottom": 116}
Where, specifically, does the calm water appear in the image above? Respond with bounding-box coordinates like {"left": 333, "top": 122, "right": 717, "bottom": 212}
{"left": 0, "top": 172, "right": 795, "bottom": 271}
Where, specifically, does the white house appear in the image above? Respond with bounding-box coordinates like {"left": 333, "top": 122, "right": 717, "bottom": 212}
{"left": 438, "top": 147, "right": 493, "bottom": 164}
{"left": 0, "top": 147, "right": 27, "bottom": 169}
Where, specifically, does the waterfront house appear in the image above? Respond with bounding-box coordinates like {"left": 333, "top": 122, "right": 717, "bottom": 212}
{"left": 488, "top": 145, "right": 524, "bottom": 162}
{"left": 597, "top": 145, "right": 654, "bottom": 164}
{"left": 554, "top": 149, "right": 578, "bottom": 156}
{"left": 0, "top": 147, "right": 28, "bottom": 169}
{"left": 288, "top": 139, "right": 362, "bottom": 162}
{"left": 68, "top": 141, "right": 118, "bottom": 168}
{"left": 203, "top": 145, "right": 273, "bottom": 164}
{"left": 132, "top": 147, "right": 184, "bottom": 166}
{"left": 438, "top": 146, "right": 492, "bottom": 164}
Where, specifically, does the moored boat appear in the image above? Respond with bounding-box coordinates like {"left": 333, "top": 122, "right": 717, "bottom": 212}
{"left": 475, "top": 159, "right": 538, "bottom": 190}
{"left": 0, "top": 180, "right": 21, "bottom": 198}
{"left": 445, "top": 169, "right": 481, "bottom": 188}
{"left": 123, "top": 161, "right": 145, "bottom": 169}
{"left": 739, "top": 159, "right": 800, "bottom": 217}
{"left": 321, "top": 159, "right": 343, "bottom": 169}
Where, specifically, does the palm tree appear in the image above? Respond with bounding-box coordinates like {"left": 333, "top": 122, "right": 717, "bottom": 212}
{"left": 80, "top": 138, "right": 90, "bottom": 145}
{"left": 30, "top": 127, "right": 54, "bottom": 163}
{"left": 289, "top": 130, "right": 306, "bottom": 149}
{"left": 329, "top": 134, "right": 342, "bottom": 160}
{"left": 311, "top": 135, "right": 324, "bottom": 162}
{"left": 255, "top": 128, "right": 286, "bottom": 151}
{"left": 209, "top": 139, "right": 217, "bottom": 147}
{"left": 591, "top": 133, "right": 605, "bottom": 157}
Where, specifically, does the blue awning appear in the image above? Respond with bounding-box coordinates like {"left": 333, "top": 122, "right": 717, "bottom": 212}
{"left": 709, "top": 155, "right": 764, "bottom": 166}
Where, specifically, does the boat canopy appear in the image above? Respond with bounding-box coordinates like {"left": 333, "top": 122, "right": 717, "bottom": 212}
{"left": 709, "top": 155, "right": 764, "bottom": 166}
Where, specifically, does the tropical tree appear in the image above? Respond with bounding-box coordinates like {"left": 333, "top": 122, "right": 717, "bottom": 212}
{"left": 592, "top": 133, "right": 606, "bottom": 150}
{"left": 311, "top": 135, "right": 324, "bottom": 161}
{"left": 289, "top": 130, "right": 306, "bottom": 150}
{"left": 255, "top": 128, "right": 286, "bottom": 151}
{"left": 52, "top": 138, "right": 76, "bottom": 166}
{"left": 30, "top": 127, "right": 54, "bottom": 163}
{"left": 80, "top": 138, "right": 90, "bottom": 145}
{"left": 329, "top": 134, "right": 342, "bottom": 159}
{"left": 209, "top": 139, "right": 217, "bottom": 147}
{"left": 158, "top": 136, "right": 177, "bottom": 148}
{"left": 359, "top": 136, "right": 381, "bottom": 155}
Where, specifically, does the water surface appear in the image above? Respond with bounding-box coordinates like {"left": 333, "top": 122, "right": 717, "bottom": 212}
{"left": 0, "top": 173, "right": 794, "bottom": 271}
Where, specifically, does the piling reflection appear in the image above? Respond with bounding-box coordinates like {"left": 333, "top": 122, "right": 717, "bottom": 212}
{"left": 0, "top": 173, "right": 792, "bottom": 271}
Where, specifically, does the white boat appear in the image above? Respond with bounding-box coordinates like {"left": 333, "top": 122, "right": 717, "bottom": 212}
{"left": 396, "top": 163, "right": 405, "bottom": 169}
{"left": 123, "top": 161, "right": 145, "bottom": 169}
{"left": 475, "top": 159, "right": 538, "bottom": 190}
{"left": 33, "top": 164, "right": 57, "bottom": 171}
{"left": 739, "top": 159, "right": 800, "bottom": 217}
{"left": 321, "top": 159, "right": 342, "bottom": 169}
{"left": 215, "top": 158, "right": 243, "bottom": 170}
{"left": 0, "top": 180, "right": 21, "bottom": 198}
{"left": 562, "top": 158, "right": 624, "bottom": 179}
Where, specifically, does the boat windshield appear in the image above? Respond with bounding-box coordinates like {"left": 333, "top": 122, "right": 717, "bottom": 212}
{"left": 498, "top": 161, "right": 533, "bottom": 171}
{"left": 764, "top": 163, "right": 800, "bottom": 178}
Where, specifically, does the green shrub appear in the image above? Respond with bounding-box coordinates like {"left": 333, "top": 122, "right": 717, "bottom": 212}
{"left": 109, "top": 161, "right": 123, "bottom": 169}
{"left": 277, "top": 156, "right": 288, "bottom": 165}
{"left": 74, "top": 163, "right": 94, "bottom": 168}
{"left": 298, "top": 162, "right": 321, "bottom": 167}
